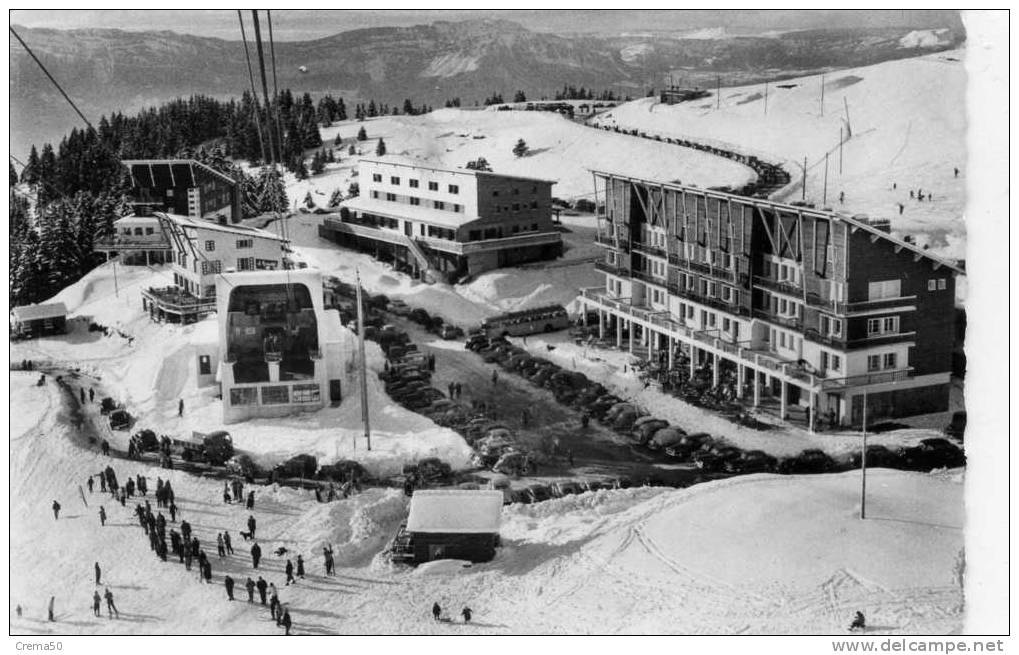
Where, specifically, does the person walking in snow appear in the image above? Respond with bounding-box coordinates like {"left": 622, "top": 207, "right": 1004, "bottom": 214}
{"left": 94, "top": 562, "right": 101, "bottom": 585}
{"left": 898, "top": 203, "right": 905, "bottom": 215}
{"left": 281, "top": 609, "right": 292, "bottom": 635}
{"left": 184, "top": 548, "right": 193, "bottom": 571}
{"left": 99, "top": 472, "right": 107, "bottom": 493}
{"left": 224, "top": 575, "right": 235, "bottom": 601}
{"left": 203, "top": 560, "right": 212, "bottom": 584}
{"left": 223, "top": 482, "right": 231, "bottom": 504}
{"left": 92, "top": 591, "right": 102, "bottom": 617}
{"left": 87, "top": 477, "right": 94, "bottom": 494}
{"left": 251, "top": 542, "right": 262, "bottom": 569}
{"left": 256, "top": 577, "right": 268, "bottom": 605}
{"left": 269, "top": 587, "right": 280, "bottom": 622}
{"left": 89, "top": 387, "right": 95, "bottom": 403}
{"left": 461, "top": 606, "right": 472, "bottom": 624}
{"left": 245, "top": 577, "right": 255, "bottom": 603}
{"left": 137, "top": 475, "right": 147, "bottom": 496}
{"left": 954, "top": 167, "right": 959, "bottom": 178}
{"left": 315, "top": 487, "right": 322, "bottom": 503}
{"left": 169, "top": 501, "right": 177, "bottom": 523}
{"left": 285, "top": 559, "right": 295, "bottom": 585}
{"left": 247, "top": 514, "right": 257, "bottom": 538}
{"left": 432, "top": 602, "right": 442, "bottom": 621}
{"left": 52, "top": 500, "right": 61, "bottom": 520}
{"left": 323, "top": 545, "right": 335, "bottom": 576}
{"left": 178, "top": 398, "right": 184, "bottom": 417}
{"left": 80, "top": 387, "right": 86, "bottom": 404}
{"left": 223, "top": 531, "right": 233, "bottom": 555}
{"left": 180, "top": 520, "right": 191, "bottom": 541}
{"left": 99, "top": 506, "right": 107, "bottom": 527}
{"left": 246, "top": 491, "right": 255, "bottom": 510}
{"left": 47, "top": 596, "right": 55, "bottom": 622}
{"left": 216, "top": 533, "right": 225, "bottom": 557}
{"left": 104, "top": 588, "right": 119, "bottom": 618}
{"left": 296, "top": 554, "right": 305, "bottom": 579}
{"left": 125, "top": 478, "right": 135, "bottom": 498}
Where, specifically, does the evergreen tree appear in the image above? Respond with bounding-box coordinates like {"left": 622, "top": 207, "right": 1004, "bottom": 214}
{"left": 304, "top": 191, "right": 315, "bottom": 209}
{"left": 9, "top": 162, "right": 18, "bottom": 187}
{"left": 21, "top": 145, "right": 40, "bottom": 185}
{"left": 357, "top": 126, "right": 367, "bottom": 141}
{"left": 334, "top": 133, "right": 344, "bottom": 146}
{"left": 347, "top": 182, "right": 360, "bottom": 198}
{"left": 402, "top": 99, "right": 415, "bottom": 116}
{"left": 514, "top": 90, "right": 527, "bottom": 102}
{"left": 326, "top": 149, "right": 336, "bottom": 163}
{"left": 295, "top": 159, "right": 309, "bottom": 181}
{"left": 375, "top": 139, "right": 387, "bottom": 157}
{"left": 328, "top": 188, "right": 344, "bottom": 207}
{"left": 513, "top": 138, "right": 529, "bottom": 157}
{"left": 348, "top": 144, "right": 356, "bottom": 156}
{"left": 310, "top": 150, "right": 326, "bottom": 175}
{"left": 367, "top": 100, "right": 378, "bottom": 118}
{"left": 336, "top": 97, "right": 347, "bottom": 121}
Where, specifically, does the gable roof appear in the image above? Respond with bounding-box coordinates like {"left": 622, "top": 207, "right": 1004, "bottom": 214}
{"left": 406, "top": 490, "right": 503, "bottom": 534}
{"left": 11, "top": 302, "right": 67, "bottom": 322}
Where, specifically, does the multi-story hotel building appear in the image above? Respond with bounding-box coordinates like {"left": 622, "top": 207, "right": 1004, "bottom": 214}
{"left": 580, "top": 171, "right": 964, "bottom": 428}
{"left": 319, "top": 157, "right": 563, "bottom": 282}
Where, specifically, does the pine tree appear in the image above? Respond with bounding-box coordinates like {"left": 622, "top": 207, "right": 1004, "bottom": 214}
{"left": 347, "top": 182, "right": 360, "bottom": 198}
{"left": 357, "top": 126, "right": 367, "bottom": 141}
{"left": 513, "top": 138, "right": 529, "bottom": 158}
{"left": 514, "top": 90, "right": 526, "bottom": 102}
{"left": 311, "top": 150, "right": 326, "bottom": 175}
{"left": 21, "top": 145, "right": 40, "bottom": 185}
{"left": 304, "top": 191, "right": 315, "bottom": 209}
{"left": 375, "top": 139, "right": 387, "bottom": 157}
{"left": 334, "top": 133, "right": 344, "bottom": 146}
{"left": 9, "top": 162, "right": 18, "bottom": 187}
{"left": 295, "top": 160, "right": 309, "bottom": 181}
{"left": 348, "top": 144, "right": 356, "bottom": 156}
{"left": 328, "top": 189, "right": 344, "bottom": 207}
{"left": 326, "top": 149, "right": 336, "bottom": 163}
{"left": 336, "top": 97, "right": 347, "bottom": 121}
{"left": 367, "top": 100, "right": 377, "bottom": 118}
{"left": 403, "top": 99, "right": 415, "bottom": 116}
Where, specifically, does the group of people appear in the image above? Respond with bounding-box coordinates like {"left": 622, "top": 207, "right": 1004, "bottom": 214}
{"left": 313, "top": 481, "right": 356, "bottom": 503}
{"left": 222, "top": 478, "right": 254, "bottom": 508}
{"left": 431, "top": 602, "right": 473, "bottom": 624}
{"left": 446, "top": 381, "right": 464, "bottom": 399}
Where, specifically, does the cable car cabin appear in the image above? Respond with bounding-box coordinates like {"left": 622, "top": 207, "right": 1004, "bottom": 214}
{"left": 396, "top": 490, "right": 503, "bottom": 564}
{"left": 480, "top": 304, "right": 570, "bottom": 338}
{"left": 10, "top": 303, "right": 67, "bottom": 339}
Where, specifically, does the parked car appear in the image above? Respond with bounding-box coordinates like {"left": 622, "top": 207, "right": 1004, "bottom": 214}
{"left": 226, "top": 454, "right": 264, "bottom": 481}
{"left": 465, "top": 334, "right": 489, "bottom": 351}
{"left": 665, "top": 432, "right": 713, "bottom": 460}
{"left": 778, "top": 448, "right": 836, "bottom": 474}
{"left": 902, "top": 438, "right": 966, "bottom": 470}
{"left": 130, "top": 429, "right": 158, "bottom": 452}
{"left": 693, "top": 446, "right": 742, "bottom": 472}
{"left": 647, "top": 427, "right": 686, "bottom": 451}
{"left": 387, "top": 299, "right": 411, "bottom": 316}
{"left": 726, "top": 449, "right": 777, "bottom": 474}
{"left": 275, "top": 453, "right": 318, "bottom": 479}
{"left": 109, "top": 409, "right": 134, "bottom": 431}
{"left": 438, "top": 324, "right": 464, "bottom": 340}
{"left": 848, "top": 444, "right": 903, "bottom": 469}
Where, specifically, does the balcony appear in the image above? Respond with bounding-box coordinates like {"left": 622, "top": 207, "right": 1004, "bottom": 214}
{"left": 820, "top": 368, "right": 914, "bottom": 390}
{"left": 630, "top": 269, "right": 668, "bottom": 288}
{"left": 753, "top": 275, "right": 803, "bottom": 299}
{"left": 848, "top": 331, "right": 918, "bottom": 348}
{"left": 594, "top": 260, "right": 630, "bottom": 277}
{"left": 594, "top": 234, "right": 630, "bottom": 252}
{"left": 142, "top": 286, "right": 217, "bottom": 316}
{"left": 630, "top": 241, "right": 667, "bottom": 259}
{"left": 803, "top": 327, "right": 846, "bottom": 348}
{"left": 847, "top": 296, "right": 918, "bottom": 314}
{"left": 752, "top": 308, "right": 803, "bottom": 331}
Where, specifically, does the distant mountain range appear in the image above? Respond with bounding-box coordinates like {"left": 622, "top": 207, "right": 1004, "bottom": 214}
{"left": 9, "top": 19, "right": 965, "bottom": 158}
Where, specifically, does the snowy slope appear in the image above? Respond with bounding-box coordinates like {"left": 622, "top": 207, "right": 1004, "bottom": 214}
{"left": 592, "top": 50, "right": 967, "bottom": 261}
{"left": 10, "top": 372, "right": 964, "bottom": 635}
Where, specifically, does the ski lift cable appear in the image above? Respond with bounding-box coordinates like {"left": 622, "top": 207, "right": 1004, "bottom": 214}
{"left": 266, "top": 11, "right": 288, "bottom": 245}
{"left": 236, "top": 11, "right": 269, "bottom": 167}
{"left": 10, "top": 27, "right": 94, "bottom": 132}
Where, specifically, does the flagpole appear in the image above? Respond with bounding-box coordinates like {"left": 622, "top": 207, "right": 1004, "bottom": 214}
{"left": 355, "top": 269, "right": 371, "bottom": 451}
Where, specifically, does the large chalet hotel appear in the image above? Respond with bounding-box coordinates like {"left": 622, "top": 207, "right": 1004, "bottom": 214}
{"left": 319, "top": 157, "right": 564, "bottom": 282}
{"left": 581, "top": 171, "right": 964, "bottom": 428}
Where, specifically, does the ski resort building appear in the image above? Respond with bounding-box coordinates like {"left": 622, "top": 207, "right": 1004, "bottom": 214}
{"left": 141, "top": 214, "right": 288, "bottom": 323}
{"left": 93, "top": 214, "right": 174, "bottom": 266}
{"left": 10, "top": 302, "right": 67, "bottom": 338}
{"left": 392, "top": 490, "right": 503, "bottom": 564}
{"left": 581, "top": 171, "right": 965, "bottom": 428}
{"left": 319, "top": 157, "right": 563, "bottom": 282}
{"left": 122, "top": 159, "right": 241, "bottom": 224}
{"left": 216, "top": 269, "right": 345, "bottom": 423}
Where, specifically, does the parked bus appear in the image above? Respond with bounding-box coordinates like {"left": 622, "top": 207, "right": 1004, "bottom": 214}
{"left": 479, "top": 304, "right": 571, "bottom": 338}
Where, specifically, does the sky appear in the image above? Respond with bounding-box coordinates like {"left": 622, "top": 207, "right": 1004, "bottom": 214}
{"left": 10, "top": 9, "right": 962, "bottom": 41}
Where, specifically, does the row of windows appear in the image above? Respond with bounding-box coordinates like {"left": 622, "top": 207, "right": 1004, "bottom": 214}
{"left": 820, "top": 351, "right": 843, "bottom": 373}
{"left": 370, "top": 190, "right": 463, "bottom": 213}
{"left": 928, "top": 278, "right": 948, "bottom": 291}
{"left": 228, "top": 384, "right": 321, "bottom": 407}
{"left": 371, "top": 173, "right": 458, "bottom": 194}
{"left": 122, "top": 226, "right": 156, "bottom": 236}
{"left": 867, "top": 316, "right": 900, "bottom": 336}
{"left": 492, "top": 185, "right": 539, "bottom": 197}
{"left": 867, "top": 353, "right": 898, "bottom": 371}
{"left": 819, "top": 314, "right": 844, "bottom": 338}
{"left": 494, "top": 201, "right": 539, "bottom": 213}
{"left": 771, "top": 328, "right": 801, "bottom": 353}
{"left": 467, "top": 223, "right": 541, "bottom": 241}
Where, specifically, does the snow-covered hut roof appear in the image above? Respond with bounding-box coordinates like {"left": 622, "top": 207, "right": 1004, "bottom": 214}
{"left": 406, "top": 490, "right": 503, "bottom": 534}
{"left": 11, "top": 302, "right": 68, "bottom": 322}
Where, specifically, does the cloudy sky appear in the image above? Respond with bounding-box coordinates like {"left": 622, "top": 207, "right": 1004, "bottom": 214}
{"left": 10, "top": 9, "right": 961, "bottom": 41}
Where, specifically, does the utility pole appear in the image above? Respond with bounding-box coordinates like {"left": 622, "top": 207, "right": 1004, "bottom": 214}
{"left": 716, "top": 75, "right": 721, "bottom": 110}
{"left": 801, "top": 156, "right": 807, "bottom": 201}
{"left": 355, "top": 269, "right": 371, "bottom": 451}
{"left": 764, "top": 82, "right": 768, "bottom": 115}
{"left": 820, "top": 73, "right": 825, "bottom": 117}
{"left": 860, "top": 389, "right": 868, "bottom": 519}
{"left": 843, "top": 97, "right": 852, "bottom": 137}
{"left": 839, "top": 126, "right": 844, "bottom": 175}
{"left": 112, "top": 257, "right": 119, "bottom": 298}
{"left": 822, "top": 152, "right": 829, "bottom": 206}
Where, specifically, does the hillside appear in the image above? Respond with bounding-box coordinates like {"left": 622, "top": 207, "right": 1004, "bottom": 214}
{"left": 10, "top": 374, "right": 965, "bottom": 635}
{"left": 10, "top": 19, "right": 965, "bottom": 158}
{"left": 592, "top": 49, "right": 968, "bottom": 262}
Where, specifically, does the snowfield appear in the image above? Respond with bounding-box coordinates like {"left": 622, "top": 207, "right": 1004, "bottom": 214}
{"left": 592, "top": 49, "right": 967, "bottom": 262}
{"left": 10, "top": 372, "right": 963, "bottom": 635}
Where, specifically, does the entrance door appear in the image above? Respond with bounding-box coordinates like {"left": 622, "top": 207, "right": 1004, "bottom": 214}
{"left": 329, "top": 379, "right": 342, "bottom": 403}
{"left": 404, "top": 221, "right": 412, "bottom": 237}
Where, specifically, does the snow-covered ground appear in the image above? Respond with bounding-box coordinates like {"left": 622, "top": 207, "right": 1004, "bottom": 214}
{"left": 592, "top": 50, "right": 967, "bottom": 262}
{"left": 10, "top": 371, "right": 964, "bottom": 635}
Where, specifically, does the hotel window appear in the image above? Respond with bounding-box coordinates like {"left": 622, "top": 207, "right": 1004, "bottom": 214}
{"left": 453, "top": 204, "right": 463, "bottom": 213}
{"left": 261, "top": 385, "right": 290, "bottom": 405}
{"left": 868, "top": 279, "right": 901, "bottom": 300}
{"left": 531, "top": 223, "right": 538, "bottom": 231}
{"left": 123, "top": 228, "right": 131, "bottom": 235}
{"left": 433, "top": 200, "right": 445, "bottom": 210}
{"left": 722, "top": 286, "right": 733, "bottom": 302}
{"left": 867, "top": 355, "right": 881, "bottom": 371}
{"left": 385, "top": 193, "right": 396, "bottom": 201}
{"left": 687, "top": 305, "right": 695, "bottom": 319}
{"left": 371, "top": 190, "right": 379, "bottom": 199}
{"left": 410, "top": 197, "right": 420, "bottom": 206}
{"left": 883, "top": 353, "right": 897, "bottom": 369}
{"left": 428, "top": 181, "right": 439, "bottom": 191}
{"left": 390, "top": 176, "right": 400, "bottom": 185}
{"left": 708, "top": 313, "right": 717, "bottom": 328}
{"left": 205, "top": 240, "right": 215, "bottom": 252}
{"left": 780, "top": 332, "right": 786, "bottom": 348}
{"left": 832, "top": 318, "right": 842, "bottom": 336}
{"left": 236, "top": 239, "right": 253, "bottom": 249}
{"left": 831, "top": 354, "right": 841, "bottom": 372}
{"left": 492, "top": 190, "right": 499, "bottom": 197}
{"left": 409, "top": 179, "right": 419, "bottom": 188}
{"left": 145, "top": 227, "right": 154, "bottom": 235}
{"left": 928, "top": 279, "right": 936, "bottom": 291}
{"left": 722, "top": 318, "right": 731, "bottom": 332}
{"left": 448, "top": 184, "right": 459, "bottom": 194}
{"left": 372, "top": 173, "right": 382, "bottom": 182}
{"left": 292, "top": 384, "right": 321, "bottom": 404}
{"left": 229, "top": 388, "right": 258, "bottom": 406}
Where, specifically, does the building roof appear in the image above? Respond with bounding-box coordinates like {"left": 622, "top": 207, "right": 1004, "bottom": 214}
{"left": 590, "top": 169, "right": 965, "bottom": 276}
{"left": 160, "top": 213, "right": 287, "bottom": 242}
{"left": 11, "top": 302, "right": 67, "bottom": 322}
{"left": 341, "top": 196, "right": 478, "bottom": 229}
{"left": 123, "top": 159, "right": 237, "bottom": 187}
{"left": 406, "top": 490, "right": 503, "bottom": 534}
{"left": 360, "top": 156, "right": 557, "bottom": 185}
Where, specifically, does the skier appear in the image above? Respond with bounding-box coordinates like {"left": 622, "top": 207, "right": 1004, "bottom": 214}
{"left": 247, "top": 514, "right": 257, "bottom": 538}
{"left": 461, "top": 606, "right": 473, "bottom": 624}
{"left": 92, "top": 591, "right": 102, "bottom": 617}
{"left": 223, "top": 482, "right": 232, "bottom": 504}
{"left": 181, "top": 520, "right": 191, "bottom": 541}
{"left": 89, "top": 387, "right": 95, "bottom": 403}
{"left": 246, "top": 491, "right": 255, "bottom": 510}
{"left": 224, "top": 575, "right": 235, "bottom": 601}
{"left": 251, "top": 542, "right": 262, "bottom": 569}
{"left": 245, "top": 577, "right": 255, "bottom": 603}
{"left": 94, "top": 562, "right": 101, "bottom": 585}
{"left": 296, "top": 554, "right": 305, "bottom": 579}
{"left": 323, "top": 544, "right": 335, "bottom": 575}
{"left": 48, "top": 596, "right": 55, "bottom": 622}
{"left": 898, "top": 203, "right": 905, "bottom": 215}
{"left": 203, "top": 560, "right": 212, "bottom": 584}
{"left": 850, "top": 611, "right": 866, "bottom": 631}
{"left": 256, "top": 576, "right": 268, "bottom": 605}
{"left": 285, "top": 559, "right": 295, "bottom": 585}
{"left": 178, "top": 398, "right": 184, "bottom": 417}
{"left": 87, "top": 477, "right": 94, "bottom": 493}
{"left": 909, "top": 190, "right": 914, "bottom": 199}
{"left": 281, "top": 609, "right": 292, "bottom": 635}
{"left": 52, "top": 500, "right": 61, "bottom": 520}
{"left": 838, "top": 191, "right": 845, "bottom": 204}
{"left": 954, "top": 167, "right": 959, "bottom": 178}
{"left": 269, "top": 586, "right": 280, "bottom": 621}
{"left": 432, "top": 602, "right": 442, "bottom": 621}
{"left": 80, "top": 388, "right": 86, "bottom": 404}
{"left": 224, "top": 531, "right": 233, "bottom": 555}
{"left": 100, "top": 472, "right": 107, "bottom": 492}
{"left": 104, "top": 588, "right": 119, "bottom": 618}
{"left": 98, "top": 505, "right": 107, "bottom": 527}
